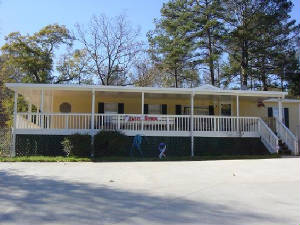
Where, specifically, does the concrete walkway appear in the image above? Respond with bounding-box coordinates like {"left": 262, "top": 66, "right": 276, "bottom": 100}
{"left": 0, "top": 158, "right": 299, "bottom": 225}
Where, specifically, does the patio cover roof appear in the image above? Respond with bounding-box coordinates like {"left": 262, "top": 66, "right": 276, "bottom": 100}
{"left": 5, "top": 83, "right": 287, "bottom": 98}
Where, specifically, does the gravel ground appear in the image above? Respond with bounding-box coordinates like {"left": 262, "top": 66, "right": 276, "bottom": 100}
{"left": 0, "top": 158, "right": 299, "bottom": 225}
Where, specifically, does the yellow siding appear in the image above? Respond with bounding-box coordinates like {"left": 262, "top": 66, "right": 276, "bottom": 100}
{"left": 53, "top": 93, "right": 92, "bottom": 113}
{"left": 52, "top": 91, "right": 299, "bottom": 137}
{"left": 52, "top": 92, "right": 216, "bottom": 115}
{"left": 263, "top": 102, "right": 300, "bottom": 138}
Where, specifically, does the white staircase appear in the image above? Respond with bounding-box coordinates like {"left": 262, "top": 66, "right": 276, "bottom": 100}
{"left": 275, "top": 117, "right": 299, "bottom": 155}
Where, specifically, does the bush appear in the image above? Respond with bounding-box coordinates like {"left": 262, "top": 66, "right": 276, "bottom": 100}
{"left": 61, "top": 137, "right": 73, "bottom": 157}
{"left": 94, "top": 131, "right": 130, "bottom": 157}
{"left": 61, "top": 134, "right": 91, "bottom": 157}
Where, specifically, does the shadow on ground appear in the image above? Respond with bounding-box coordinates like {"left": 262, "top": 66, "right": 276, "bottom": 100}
{"left": 0, "top": 170, "right": 289, "bottom": 225}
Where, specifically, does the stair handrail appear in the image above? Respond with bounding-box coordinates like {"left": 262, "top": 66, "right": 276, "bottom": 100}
{"left": 258, "top": 118, "right": 279, "bottom": 154}
{"left": 275, "top": 117, "right": 299, "bottom": 155}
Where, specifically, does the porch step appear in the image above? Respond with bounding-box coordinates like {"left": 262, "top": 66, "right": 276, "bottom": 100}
{"left": 278, "top": 139, "right": 292, "bottom": 155}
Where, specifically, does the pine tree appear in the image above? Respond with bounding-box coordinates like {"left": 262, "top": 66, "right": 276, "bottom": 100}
{"left": 188, "top": 0, "right": 227, "bottom": 86}
{"left": 148, "top": 0, "right": 195, "bottom": 88}
{"left": 148, "top": 0, "right": 227, "bottom": 87}
{"left": 224, "top": 0, "right": 299, "bottom": 90}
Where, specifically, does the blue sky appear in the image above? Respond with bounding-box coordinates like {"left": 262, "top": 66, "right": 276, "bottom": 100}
{"left": 0, "top": 0, "right": 299, "bottom": 47}
{"left": 0, "top": 0, "right": 167, "bottom": 46}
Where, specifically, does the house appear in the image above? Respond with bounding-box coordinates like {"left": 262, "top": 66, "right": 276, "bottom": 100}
{"left": 5, "top": 83, "right": 299, "bottom": 157}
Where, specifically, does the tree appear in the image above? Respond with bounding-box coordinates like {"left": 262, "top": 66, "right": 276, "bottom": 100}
{"left": 148, "top": 0, "right": 196, "bottom": 88}
{"left": 130, "top": 56, "right": 160, "bottom": 87}
{"left": 75, "top": 14, "right": 143, "bottom": 85}
{"left": 223, "top": 0, "right": 262, "bottom": 88}
{"left": 55, "top": 49, "right": 93, "bottom": 84}
{"left": 248, "top": 0, "right": 300, "bottom": 91}
{"left": 189, "top": 0, "right": 227, "bottom": 86}
{"left": 0, "top": 24, "right": 73, "bottom": 126}
{"left": 148, "top": 0, "right": 227, "bottom": 87}
{"left": 224, "top": 0, "right": 299, "bottom": 90}
{"left": 0, "top": 24, "right": 73, "bottom": 84}
{"left": 282, "top": 50, "right": 300, "bottom": 96}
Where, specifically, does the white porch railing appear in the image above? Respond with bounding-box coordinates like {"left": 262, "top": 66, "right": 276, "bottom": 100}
{"left": 257, "top": 118, "right": 279, "bottom": 154}
{"left": 17, "top": 113, "right": 92, "bottom": 130}
{"left": 16, "top": 113, "right": 280, "bottom": 153}
{"left": 193, "top": 116, "right": 258, "bottom": 132}
{"left": 275, "top": 117, "right": 299, "bottom": 155}
{"left": 94, "top": 114, "right": 191, "bottom": 132}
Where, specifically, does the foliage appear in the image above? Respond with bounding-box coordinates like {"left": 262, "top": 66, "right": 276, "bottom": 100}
{"left": 64, "top": 134, "right": 91, "bottom": 157}
{"left": 94, "top": 131, "right": 130, "bottom": 157}
{"left": 16, "top": 135, "right": 66, "bottom": 156}
{"left": 148, "top": 0, "right": 227, "bottom": 87}
{"left": 284, "top": 51, "right": 300, "bottom": 96}
{"left": 0, "top": 6, "right": 299, "bottom": 98}
{"left": 0, "top": 156, "right": 91, "bottom": 162}
{"left": 0, "top": 24, "right": 73, "bottom": 84}
{"left": 223, "top": 0, "right": 299, "bottom": 90}
{"left": 61, "top": 137, "right": 73, "bottom": 157}
{"left": 55, "top": 49, "right": 93, "bottom": 84}
{"left": 147, "top": 0, "right": 195, "bottom": 88}
{"left": 130, "top": 55, "right": 163, "bottom": 87}
{"left": 0, "top": 24, "right": 74, "bottom": 126}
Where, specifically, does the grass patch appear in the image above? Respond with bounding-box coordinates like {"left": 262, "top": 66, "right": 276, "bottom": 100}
{"left": 0, "top": 156, "right": 91, "bottom": 162}
{"left": 0, "top": 154, "right": 280, "bottom": 162}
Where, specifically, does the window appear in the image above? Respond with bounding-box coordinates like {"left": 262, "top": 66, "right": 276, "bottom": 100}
{"left": 59, "top": 102, "right": 71, "bottom": 113}
{"left": 221, "top": 104, "right": 231, "bottom": 116}
{"left": 272, "top": 107, "right": 284, "bottom": 119}
{"left": 104, "top": 103, "right": 118, "bottom": 114}
{"left": 271, "top": 107, "right": 286, "bottom": 124}
{"left": 184, "top": 106, "right": 209, "bottom": 115}
{"left": 149, "top": 104, "right": 161, "bottom": 114}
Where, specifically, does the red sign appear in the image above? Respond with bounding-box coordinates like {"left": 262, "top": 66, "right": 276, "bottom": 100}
{"left": 125, "top": 116, "right": 158, "bottom": 121}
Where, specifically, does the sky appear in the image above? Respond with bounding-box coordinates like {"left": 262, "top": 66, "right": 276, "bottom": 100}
{"left": 0, "top": 0, "right": 299, "bottom": 46}
{"left": 0, "top": 0, "right": 167, "bottom": 46}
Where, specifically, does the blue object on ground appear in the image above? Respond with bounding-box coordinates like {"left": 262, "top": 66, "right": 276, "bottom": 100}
{"left": 130, "top": 135, "right": 144, "bottom": 157}
{"left": 158, "top": 142, "right": 167, "bottom": 159}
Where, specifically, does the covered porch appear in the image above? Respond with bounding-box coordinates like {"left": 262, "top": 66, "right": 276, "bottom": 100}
{"left": 6, "top": 83, "right": 298, "bottom": 156}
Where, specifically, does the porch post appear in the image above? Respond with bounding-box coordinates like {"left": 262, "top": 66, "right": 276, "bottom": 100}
{"left": 278, "top": 98, "right": 282, "bottom": 122}
{"left": 141, "top": 92, "right": 144, "bottom": 132}
{"left": 91, "top": 89, "right": 95, "bottom": 157}
{"left": 11, "top": 90, "right": 18, "bottom": 157}
{"left": 236, "top": 95, "right": 240, "bottom": 132}
{"left": 236, "top": 95, "right": 239, "bottom": 117}
{"left": 40, "top": 89, "right": 44, "bottom": 112}
{"left": 190, "top": 92, "right": 194, "bottom": 157}
{"left": 28, "top": 102, "right": 32, "bottom": 113}
{"left": 40, "top": 89, "right": 44, "bottom": 128}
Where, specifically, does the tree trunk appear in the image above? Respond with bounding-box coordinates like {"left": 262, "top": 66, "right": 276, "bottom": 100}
{"left": 261, "top": 57, "right": 268, "bottom": 91}
{"left": 174, "top": 68, "right": 178, "bottom": 88}
{"left": 241, "top": 40, "right": 248, "bottom": 88}
{"left": 206, "top": 0, "right": 215, "bottom": 86}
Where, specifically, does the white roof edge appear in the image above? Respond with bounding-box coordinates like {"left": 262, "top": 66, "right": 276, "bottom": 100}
{"left": 5, "top": 83, "right": 287, "bottom": 97}
{"left": 264, "top": 98, "right": 300, "bottom": 103}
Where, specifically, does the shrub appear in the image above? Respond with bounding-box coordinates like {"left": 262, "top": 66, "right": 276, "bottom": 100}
{"left": 61, "top": 137, "right": 73, "bottom": 157}
{"left": 61, "top": 134, "right": 91, "bottom": 157}
{"left": 94, "top": 131, "right": 130, "bottom": 157}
